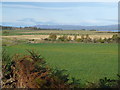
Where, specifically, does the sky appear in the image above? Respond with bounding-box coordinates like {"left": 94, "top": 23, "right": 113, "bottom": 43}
{"left": 2, "top": 0, "right": 120, "bottom": 2}
{"left": 1, "top": 2, "right": 118, "bottom": 26}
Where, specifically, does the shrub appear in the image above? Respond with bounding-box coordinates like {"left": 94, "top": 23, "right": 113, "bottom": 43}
{"left": 76, "top": 38, "right": 81, "bottom": 42}
{"left": 2, "top": 48, "right": 14, "bottom": 85}
{"left": 80, "top": 35, "right": 85, "bottom": 42}
{"left": 67, "top": 36, "right": 72, "bottom": 41}
{"left": 112, "top": 34, "right": 118, "bottom": 40}
{"left": 44, "top": 38, "right": 50, "bottom": 41}
{"left": 2, "top": 50, "right": 81, "bottom": 88}
{"left": 97, "top": 38, "right": 105, "bottom": 43}
{"left": 3, "top": 31, "right": 10, "bottom": 36}
{"left": 103, "top": 38, "right": 108, "bottom": 43}
{"left": 2, "top": 48, "right": 12, "bottom": 71}
{"left": 58, "top": 35, "right": 68, "bottom": 41}
{"left": 69, "top": 77, "right": 81, "bottom": 88}
{"left": 74, "top": 35, "right": 77, "bottom": 41}
{"left": 49, "top": 33, "right": 57, "bottom": 41}
{"left": 98, "top": 77, "right": 117, "bottom": 88}
{"left": 111, "top": 34, "right": 120, "bottom": 43}
{"left": 85, "top": 34, "right": 89, "bottom": 39}
{"left": 87, "top": 76, "right": 120, "bottom": 88}
{"left": 92, "top": 38, "right": 97, "bottom": 43}
{"left": 79, "top": 34, "right": 92, "bottom": 43}
{"left": 83, "top": 34, "right": 92, "bottom": 43}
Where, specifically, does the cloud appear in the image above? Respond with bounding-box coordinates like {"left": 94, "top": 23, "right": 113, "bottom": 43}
{"left": 17, "top": 18, "right": 59, "bottom": 25}
{"left": 2, "top": 3, "right": 72, "bottom": 10}
{"left": 17, "top": 18, "right": 37, "bottom": 22}
{"left": 2, "top": 2, "right": 118, "bottom": 26}
{"left": 6, "top": 18, "right": 117, "bottom": 26}
{"left": 72, "top": 19, "right": 118, "bottom": 26}
{"left": 99, "top": 18, "right": 117, "bottom": 22}
{"left": 2, "top": 18, "right": 118, "bottom": 26}
{"left": 2, "top": 2, "right": 117, "bottom": 10}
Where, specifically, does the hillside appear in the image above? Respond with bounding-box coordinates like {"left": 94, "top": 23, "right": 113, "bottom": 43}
{"left": 35, "top": 25, "right": 118, "bottom": 31}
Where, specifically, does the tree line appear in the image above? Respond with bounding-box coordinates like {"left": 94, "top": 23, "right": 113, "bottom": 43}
{"left": 1, "top": 26, "right": 62, "bottom": 30}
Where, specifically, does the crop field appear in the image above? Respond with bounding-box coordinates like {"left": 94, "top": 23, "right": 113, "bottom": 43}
{"left": 4, "top": 43, "right": 118, "bottom": 82}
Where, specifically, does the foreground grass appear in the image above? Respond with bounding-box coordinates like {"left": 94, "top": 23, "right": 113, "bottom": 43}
{"left": 4, "top": 43, "right": 118, "bottom": 83}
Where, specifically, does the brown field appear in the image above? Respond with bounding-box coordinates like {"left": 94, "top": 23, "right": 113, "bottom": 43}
{"left": 2, "top": 34, "right": 113, "bottom": 40}
{"left": 18, "top": 30, "right": 115, "bottom": 35}
{"left": 1, "top": 30, "right": 117, "bottom": 41}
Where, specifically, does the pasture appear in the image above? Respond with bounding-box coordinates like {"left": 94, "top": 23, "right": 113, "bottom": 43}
{"left": 4, "top": 43, "right": 118, "bottom": 82}
{"left": 2, "top": 29, "right": 116, "bottom": 36}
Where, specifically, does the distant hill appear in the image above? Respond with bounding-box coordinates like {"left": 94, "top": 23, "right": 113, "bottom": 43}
{"left": 35, "top": 25, "right": 118, "bottom": 31}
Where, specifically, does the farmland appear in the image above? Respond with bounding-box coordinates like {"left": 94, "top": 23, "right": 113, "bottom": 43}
{"left": 1, "top": 2, "right": 119, "bottom": 88}
{"left": 3, "top": 43, "right": 118, "bottom": 82}
{"left": 1, "top": 29, "right": 119, "bottom": 85}
{"left": 2, "top": 30, "right": 117, "bottom": 36}
{"left": 1, "top": 30, "right": 117, "bottom": 43}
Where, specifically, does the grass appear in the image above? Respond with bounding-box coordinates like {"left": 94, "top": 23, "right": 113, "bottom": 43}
{"left": 4, "top": 43, "right": 118, "bottom": 83}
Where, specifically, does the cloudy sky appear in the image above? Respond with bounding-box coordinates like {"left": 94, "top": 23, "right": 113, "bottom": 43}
{"left": 1, "top": 2, "right": 118, "bottom": 26}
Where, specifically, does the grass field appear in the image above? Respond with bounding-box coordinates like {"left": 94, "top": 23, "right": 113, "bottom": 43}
{"left": 2, "top": 30, "right": 116, "bottom": 36}
{"left": 4, "top": 43, "right": 118, "bottom": 83}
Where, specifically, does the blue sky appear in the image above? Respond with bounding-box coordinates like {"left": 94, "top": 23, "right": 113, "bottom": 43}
{"left": 1, "top": 2, "right": 118, "bottom": 26}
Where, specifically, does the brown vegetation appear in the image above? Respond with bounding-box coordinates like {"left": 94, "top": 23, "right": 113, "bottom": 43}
{"left": 2, "top": 50, "right": 80, "bottom": 88}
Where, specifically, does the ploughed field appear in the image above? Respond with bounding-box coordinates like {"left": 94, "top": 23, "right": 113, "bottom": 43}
{"left": 4, "top": 43, "right": 118, "bottom": 82}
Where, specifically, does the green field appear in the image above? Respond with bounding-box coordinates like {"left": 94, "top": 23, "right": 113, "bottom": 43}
{"left": 2, "top": 29, "right": 116, "bottom": 36}
{"left": 4, "top": 43, "right": 118, "bottom": 83}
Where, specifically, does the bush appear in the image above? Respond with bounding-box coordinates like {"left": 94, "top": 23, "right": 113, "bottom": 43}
{"left": 67, "top": 36, "right": 72, "bottom": 41}
{"left": 81, "top": 35, "right": 85, "bottom": 40}
{"left": 79, "top": 34, "right": 92, "bottom": 43}
{"left": 87, "top": 75, "right": 120, "bottom": 88}
{"left": 58, "top": 35, "right": 68, "bottom": 41}
{"left": 97, "top": 38, "right": 105, "bottom": 43}
{"left": 2, "top": 48, "right": 12, "bottom": 66}
{"left": 2, "top": 48, "right": 14, "bottom": 84}
{"left": 49, "top": 33, "right": 57, "bottom": 41}
{"left": 2, "top": 50, "right": 81, "bottom": 88}
{"left": 98, "top": 77, "right": 117, "bottom": 88}
{"left": 74, "top": 35, "right": 77, "bottom": 41}
{"left": 111, "top": 34, "right": 120, "bottom": 43}
{"left": 69, "top": 77, "right": 81, "bottom": 88}
{"left": 3, "top": 31, "right": 10, "bottom": 36}
{"left": 75, "top": 38, "right": 81, "bottom": 42}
